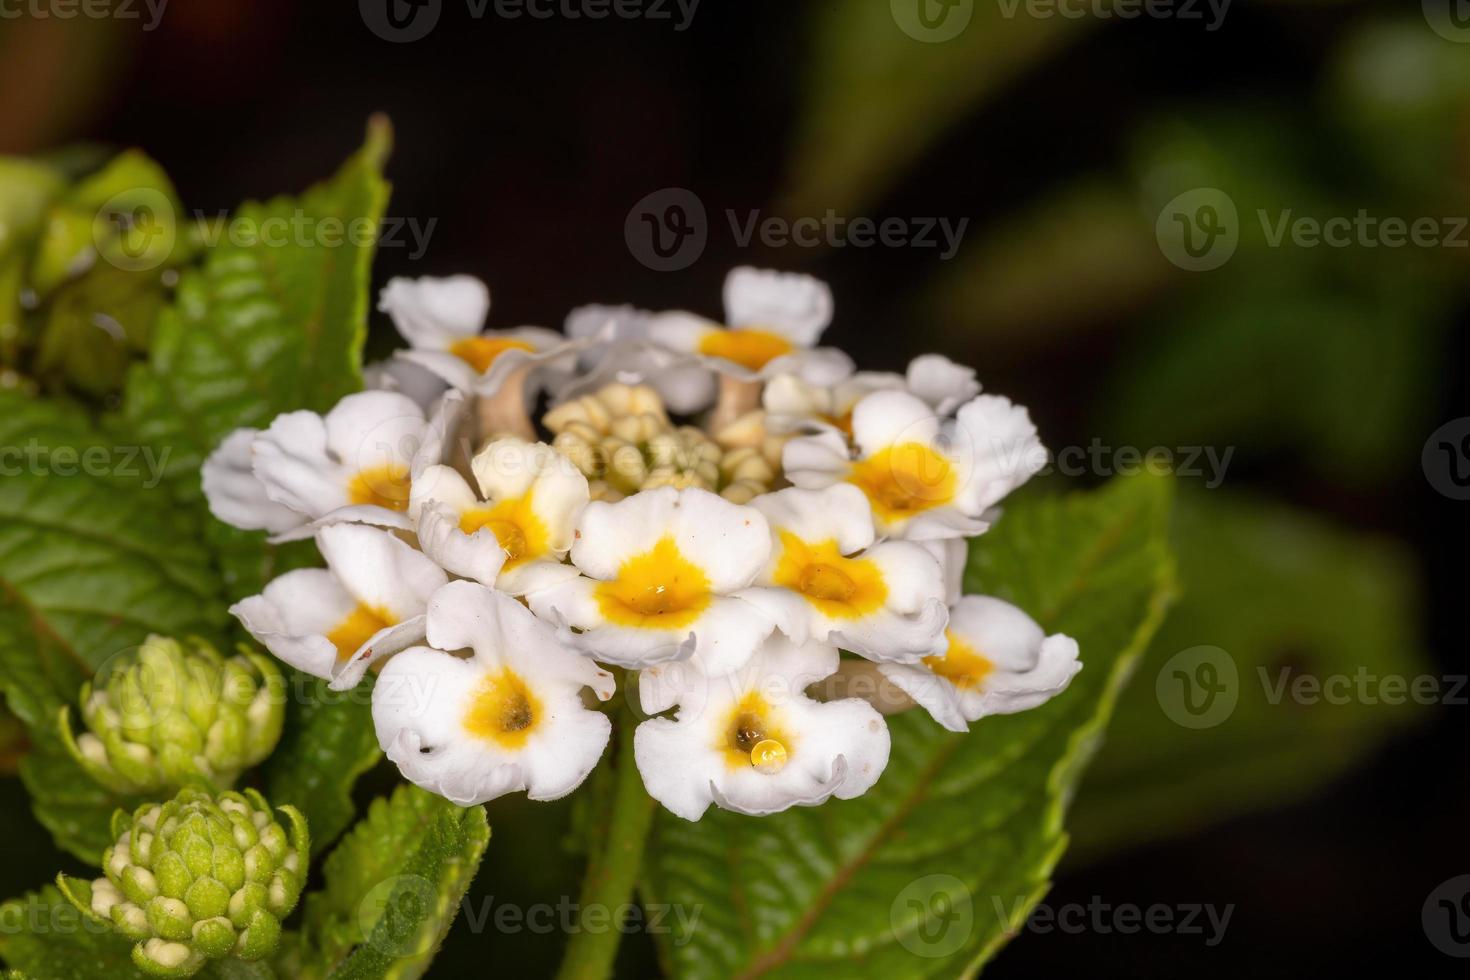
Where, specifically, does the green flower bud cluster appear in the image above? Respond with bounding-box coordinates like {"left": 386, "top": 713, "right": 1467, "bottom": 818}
{"left": 58, "top": 634, "right": 286, "bottom": 795}
{"left": 60, "top": 788, "right": 309, "bottom": 978}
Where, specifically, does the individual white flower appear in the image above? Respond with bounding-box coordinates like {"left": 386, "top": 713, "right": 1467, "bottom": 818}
{"left": 204, "top": 389, "right": 463, "bottom": 542}
{"left": 379, "top": 275, "right": 577, "bottom": 397}
{"left": 372, "top": 581, "right": 614, "bottom": 806}
{"left": 783, "top": 389, "right": 1045, "bottom": 540}
{"left": 645, "top": 267, "right": 852, "bottom": 384}
{"left": 879, "top": 596, "right": 1081, "bottom": 732}
{"left": 634, "top": 635, "right": 890, "bottom": 821}
{"left": 560, "top": 304, "right": 716, "bottom": 414}
{"left": 409, "top": 438, "right": 588, "bottom": 595}
{"left": 526, "top": 487, "right": 773, "bottom": 674}
{"left": 762, "top": 354, "right": 980, "bottom": 437}
{"left": 737, "top": 485, "right": 947, "bottom": 663}
{"left": 230, "top": 524, "right": 447, "bottom": 688}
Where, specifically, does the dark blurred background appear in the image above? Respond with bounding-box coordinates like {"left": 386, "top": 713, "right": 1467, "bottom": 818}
{"left": 1, "top": 0, "right": 1466, "bottom": 976}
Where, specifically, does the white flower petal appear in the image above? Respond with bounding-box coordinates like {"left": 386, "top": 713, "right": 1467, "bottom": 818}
{"left": 318, "top": 524, "right": 447, "bottom": 623}
{"left": 722, "top": 267, "right": 833, "bottom": 346}
{"left": 322, "top": 390, "right": 428, "bottom": 475}
{"left": 415, "top": 501, "right": 509, "bottom": 588}
{"left": 201, "top": 429, "right": 305, "bottom": 535}
{"left": 379, "top": 275, "right": 489, "bottom": 349}
{"left": 950, "top": 394, "right": 1047, "bottom": 513}
{"left": 363, "top": 357, "right": 450, "bottom": 410}
{"left": 877, "top": 662, "right": 970, "bottom": 733}
{"left": 748, "top": 484, "right": 874, "bottom": 556}
{"left": 229, "top": 569, "right": 354, "bottom": 680}
{"left": 395, "top": 348, "right": 481, "bottom": 393}
{"left": 906, "top": 354, "right": 980, "bottom": 416}
{"left": 781, "top": 429, "right": 852, "bottom": 490}
{"left": 251, "top": 410, "right": 351, "bottom": 518}
{"left": 849, "top": 390, "right": 941, "bottom": 458}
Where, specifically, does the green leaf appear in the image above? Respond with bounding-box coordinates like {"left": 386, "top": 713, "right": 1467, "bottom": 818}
{"left": 642, "top": 473, "right": 1176, "bottom": 978}
{"left": 262, "top": 674, "right": 383, "bottom": 857}
{"left": 0, "top": 885, "right": 148, "bottom": 980}
{"left": 1068, "top": 488, "right": 1428, "bottom": 860}
{"left": 120, "top": 117, "right": 392, "bottom": 600}
{"left": 0, "top": 390, "right": 227, "bottom": 861}
{"left": 287, "top": 785, "right": 490, "bottom": 980}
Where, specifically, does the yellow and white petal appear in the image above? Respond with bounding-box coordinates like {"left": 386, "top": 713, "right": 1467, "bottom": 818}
{"left": 748, "top": 484, "right": 875, "bottom": 557}
{"left": 230, "top": 569, "right": 362, "bottom": 681}
{"left": 881, "top": 596, "right": 1081, "bottom": 730}
{"left": 948, "top": 394, "right": 1047, "bottom": 516}
{"left": 906, "top": 354, "right": 980, "bottom": 416}
{"left": 318, "top": 524, "right": 448, "bottom": 688}
{"left": 407, "top": 463, "right": 480, "bottom": 522}
{"left": 634, "top": 635, "right": 888, "bottom": 821}
{"left": 848, "top": 389, "right": 941, "bottom": 459}
{"left": 379, "top": 275, "right": 489, "bottom": 350}
{"left": 645, "top": 310, "right": 721, "bottom": 355}
{"left": 472, "top": 326, "right": 583, "bottom": 399}
{"left": 202, "top": 428, "right": 305, "bottom": 535}
{"left": 415, "top": 502, "right": 509, "bottom": 590}
{"left": 373, "top": 583, "right": 613, "bottom": 805}
{"left": 722, "top": 267, "right": 833, "bottom": 347}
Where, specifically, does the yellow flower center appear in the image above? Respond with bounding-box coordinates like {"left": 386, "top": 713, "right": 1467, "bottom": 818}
{"left": 459, "top": 491, "right": 548, "bottom": 570}
{"left": 698, "top": 328, "right": 793, "bottom": 372}
{"left": 326, "top": 604, "right": 396, "bottom": 662}
{"left": 720, "top": 692, "right": 793, "bottom": 772}
{"left": 463, "top": 668, "right": 543, "bottom": 749}
{"left": 348, "top": 464, "right": 412, "bottom": 512}
{"left": 923, "top": 630, "right": 994, "bottom": 690}
{"left": 449, "top": 336, "right": 535, "bottom": 374}
{"left": 595, "top": 536, "right": 711, "bottom": 629}
{"left": 848, "top": 443, "right": 957, "bottom": 523}
{"left": 771, "top": 532, "right": 887, "bottom": 619}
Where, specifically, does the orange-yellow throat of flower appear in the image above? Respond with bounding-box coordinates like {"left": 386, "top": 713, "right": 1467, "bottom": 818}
{"left": 326, "top": 604, "right": 396, "bottom": 662}
{"left": 450, "top": 336, "right": 535, "bottom": 374}
{"left": 771, "top": 532, "right": 887, "bottom": 619}
{"left": 595, "top": 536, "right": 711, "bottom": 629}
{"left": 463, "top": 668, "right": 543, "bottom": 749}
{"left": 924, "top": 630, "right": 994, "bottom": 690}
{"left": 698, "top": 328, "right": 793, "bottom": 372}
{"left": 720, "top": 692, "right": 792, "bottom": 773}
{"left": 848, "top": 443, "right": 957, "bottom": 523}
{"left": 459, "top": 492, "right": 548, "bottom": 570}
{"left": 349, "top": 464, "right": 412, "bottom": 512}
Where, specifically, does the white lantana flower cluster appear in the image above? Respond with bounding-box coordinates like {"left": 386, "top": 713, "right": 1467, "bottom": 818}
{"left": 202, "top": 266, "right": 1079, "bottom": 822}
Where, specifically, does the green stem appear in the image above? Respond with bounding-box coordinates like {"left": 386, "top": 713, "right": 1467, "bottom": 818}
{"left": 555, "top": 703, "right": 657, "bottom": 980}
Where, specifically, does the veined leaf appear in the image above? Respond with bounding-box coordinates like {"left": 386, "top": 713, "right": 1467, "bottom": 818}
{"left": 263, "top": 674, "right": 383, "bottom": 857}
{"left": 286, "top": 785, "right": 490, "bottom": 980}
{"left": 1068, "top": 489, "right": 1427, "bottom": 860}
{"left": 642, "top": 473, "right": 1175, "bottom": 978}
{"left": 119, "top": 117, "right": 391, "bottom": 599}
{"left": 0, "top": 390, "right": 226, "bottom": 861}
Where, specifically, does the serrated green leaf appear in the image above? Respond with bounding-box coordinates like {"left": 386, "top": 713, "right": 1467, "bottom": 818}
{"left": 262, "top": 673, "right": 383, "bottom": 857}
{"left": 642, "top": 474, "right": 1175, "bottom": 979}
{"left": 0, "top": 885, "right": 148, "bottom": 980}
{"left": 0, "top": 390, "right": 227, "bottom": 861}
{"left": 1068, "top": 489, "right": 1427, "bottom": 860}
{"left": 287, "top": 785, "right": 489, "bottom": 980}
{"left": 118, "top": 118, "right": 391, "bottom": 601}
